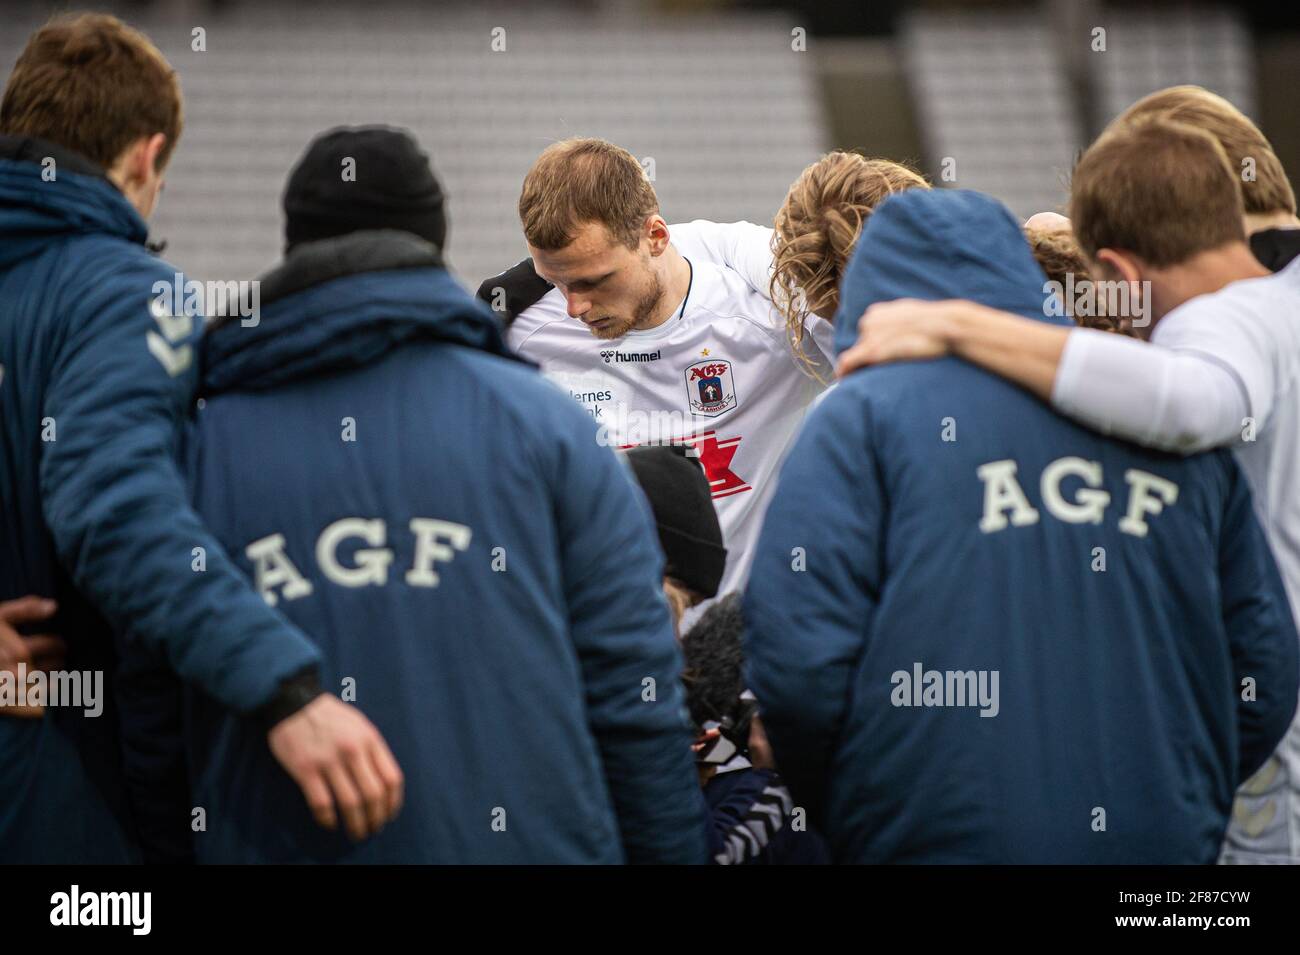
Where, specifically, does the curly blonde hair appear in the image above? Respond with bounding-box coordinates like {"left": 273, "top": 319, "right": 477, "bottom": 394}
{"left": 1025, "top": 226, "right": 1131, "bottom": 336}
{"left": 770, "top": 152, "right": 930, "bottom": 377}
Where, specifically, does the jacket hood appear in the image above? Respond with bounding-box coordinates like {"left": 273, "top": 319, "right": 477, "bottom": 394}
{"left": 201, "top": 229, "right": 521, "bottom": 395}
{"left": 832, "top": 189, "right": 1064, "bottom": 354}
{"left": 0, "top": 135, "right": 147, "bottom": 271}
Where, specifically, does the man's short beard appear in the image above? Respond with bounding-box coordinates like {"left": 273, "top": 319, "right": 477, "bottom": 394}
{"left": 591, "top": 271, "right": 665, "bottom": 340}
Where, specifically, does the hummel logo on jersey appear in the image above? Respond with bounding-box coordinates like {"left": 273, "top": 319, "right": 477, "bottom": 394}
{"left": 599, "top": 348, "right": 662, "bottom": 364}
{"left": 686, "top": 359, "right": 738, "bottom": 417}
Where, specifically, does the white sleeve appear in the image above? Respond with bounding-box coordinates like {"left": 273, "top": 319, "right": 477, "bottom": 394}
{"left": 507, "top": 287, "right": 570, "bottom": 356}
{"left": 668, "top": 220, "right": 774, "bottom": 299}
{"left": 1050, "top": 326, "right": 1252, "bottom": 454}
{"left": 1149, "top": 291, "right": 1281, "bottom": 430}
{"left": 807, "top": 316, "right": 835, "bottom": 365}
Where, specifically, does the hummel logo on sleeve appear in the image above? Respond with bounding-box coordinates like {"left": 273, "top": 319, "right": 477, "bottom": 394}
{"left": 145, "top": 294, "right": 194, "bottom": 377}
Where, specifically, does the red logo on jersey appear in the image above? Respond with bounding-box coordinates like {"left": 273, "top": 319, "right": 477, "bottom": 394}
{"left": 620, "top": 430, "right": 751, "bottom": 501}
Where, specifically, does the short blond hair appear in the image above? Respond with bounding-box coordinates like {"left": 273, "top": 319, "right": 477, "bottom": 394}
{"left": 1117, "top": 86, "right": 1295, "bottom": 217}
{"left": 1070, "top": 118, "right": 1245, "bottom": 268}
{"left": 770, "top": 152, "right": 929, "bottom": 374}
{"left": 519, "top": 138, "right": 659, "bottom": 251}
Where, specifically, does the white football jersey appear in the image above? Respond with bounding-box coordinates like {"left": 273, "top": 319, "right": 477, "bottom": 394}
{"left": 507, "top": 226, "right": 830, "bottom": 600}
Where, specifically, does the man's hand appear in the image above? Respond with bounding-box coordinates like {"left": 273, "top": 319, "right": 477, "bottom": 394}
{"left": 838, "top": 297, "right": 1071, "bottom": 400}
{"left": 748, "top": 713, "right": 776, "bottom": 771}
{"left": 267, "top": 694, "right": 405, "bottom": 841}
{"left": 836, "top": 299, "right": 961, "bottom": 378}
{"left": 0, "top": 596, "right": 67, "bottom": 719}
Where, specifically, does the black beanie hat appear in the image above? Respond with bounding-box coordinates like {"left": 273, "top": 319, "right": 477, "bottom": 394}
{"left": 283, "top": 125, "right": 447, "bottom": 253}
{"left": 626, "top": 446, "right": 727, "bottom": 598}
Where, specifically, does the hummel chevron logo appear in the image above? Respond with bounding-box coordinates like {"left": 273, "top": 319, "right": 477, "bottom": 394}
{"left": 146, "top": 296, "right": 194, "bottom": 377}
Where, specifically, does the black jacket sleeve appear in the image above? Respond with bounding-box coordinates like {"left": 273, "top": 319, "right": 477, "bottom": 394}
{"left": 476, "top": 258, "right": 554, "bottom": 327}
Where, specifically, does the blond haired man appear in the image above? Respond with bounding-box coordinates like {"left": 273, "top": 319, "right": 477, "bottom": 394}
{"left": 1118, "top": 85, "right": 1300, "bottom": 270}
{"left": 484, "top": 138, "right": 830, "bottom": 604}
{"left": 841, "top": 115, "right": 1300, "bottom": 864}
{"left": 480, "top": 144, "right": 928, "bottom": 603}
